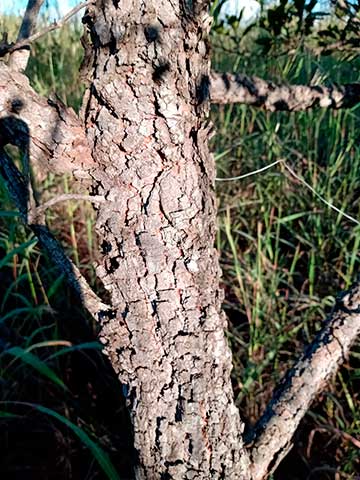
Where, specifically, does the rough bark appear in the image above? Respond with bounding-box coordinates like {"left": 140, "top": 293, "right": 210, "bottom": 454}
{"left": 82, "top": 1, "right": 250, "bottom": 479}
{"left": 0, "top": 62, "right": 93, "bottom": 177}
{"left": 2, "top": 60, "right": 360, "bottom": 187}
{"left": 210, "top": 71, "right": 360, "bottom": 110}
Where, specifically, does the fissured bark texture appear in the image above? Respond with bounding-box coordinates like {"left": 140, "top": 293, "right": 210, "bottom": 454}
{"left": 83, "top": 1, "right": 249, "bottom": 478}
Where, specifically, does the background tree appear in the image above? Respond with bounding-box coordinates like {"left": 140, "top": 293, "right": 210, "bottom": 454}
{"left": 0, "top": 0, "right": 360, "bottom": 478}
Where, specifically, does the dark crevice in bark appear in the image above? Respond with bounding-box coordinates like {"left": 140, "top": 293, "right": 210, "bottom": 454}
{"left": 91, "top": 84, "right": 120, "bottom": 119}
{"left": 144, "top": 25, "right": 161, "bottom": 43}
{"left": 196, "top": 74, "right": 211, "bottom": 104}
{"left": 152, "top": 61, "right": 171, "bottom": 83}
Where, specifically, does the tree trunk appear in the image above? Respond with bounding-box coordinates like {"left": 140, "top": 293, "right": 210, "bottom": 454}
{"left": 83, "top": 1, "right": 249, "bottom": 478}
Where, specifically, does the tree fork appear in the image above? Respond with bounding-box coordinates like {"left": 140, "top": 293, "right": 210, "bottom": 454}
{"left": 0, "top": 63, "right": 93, "bottom": 177}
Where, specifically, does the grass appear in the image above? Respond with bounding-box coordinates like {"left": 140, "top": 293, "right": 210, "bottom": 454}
{"left": 211, "top": 20, "right": 360, "bottom": 477}
{"left": 0, "top": 9, "right": 360, "bottom": 480}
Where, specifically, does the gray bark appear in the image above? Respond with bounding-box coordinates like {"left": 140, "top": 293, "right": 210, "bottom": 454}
{"left": 0, "top": 146, "right": 109, "bottom": 320}
{"left": 210, "top": 72, "right": 360, "bottom": 111}
{"left": 249, "top": 283, "right": 360, "bottom": 480}
{"left": 82, "top": 1, "right": 250, "bottom": 479}
{"left": 2, "top": 62, "right": 359, "bottom": 187}
{"left": 8, "top": 0, "right": 44, "bottom": 71}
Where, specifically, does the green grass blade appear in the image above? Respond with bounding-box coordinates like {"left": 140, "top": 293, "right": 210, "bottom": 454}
{"left": 46, "top": 341, "right": 103, "bottom": 361}
{"left": 0, "top": 238, "right": 37, "bottom": 269}
{"left": 6, "top": 346, "right": 67, "bottom": 390}
{"left": 24, "top": 403, "right": 120, "bottom": 480}
{"left": 0, "top": 410, "right": 20, "bottom": 418}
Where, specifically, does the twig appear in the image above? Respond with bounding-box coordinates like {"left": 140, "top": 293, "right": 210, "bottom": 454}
{"left": 0, "top": 147, "right": 111, "bottom": 321}
{"left": 312, "top": 39, "right": 360, "bottom": 55}
{"left": 4, "top": 1, "right": 92, "bottom": 60}
{"left": 307, "top": 425, "right": 360, "bottom": 458}
{"left": 283, "top": 163, "right": 360, "bottom": 226}
{"left": 215, "top": 159, "right": 360, "bottom": 226}
{"left": 33, "top": 193, "right": 106, "bottom": 219}
{"left": 215, "top": 159, "right": 284, "bottom": 182}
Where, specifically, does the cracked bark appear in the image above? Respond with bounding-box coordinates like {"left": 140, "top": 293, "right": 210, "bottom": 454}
{"left": 210, "top": 72, "right": 360, "bottom": 111}
{"left": 82, "top": 1, "right": 249, "bottom": 479}
{"left": 0, "top": 62, "right": 93, "bottom": 178}
{"left": 2, "top": 62, "right": 360, "bottom": 185}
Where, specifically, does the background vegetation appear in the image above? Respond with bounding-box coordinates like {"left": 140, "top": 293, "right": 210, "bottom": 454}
{"left": 0, "top": 1, "right": 360, "bottom": 478}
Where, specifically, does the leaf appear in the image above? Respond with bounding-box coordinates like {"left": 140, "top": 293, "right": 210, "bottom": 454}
{"left": 46, "top": 341, "right": 103, "bottom": 361}
{"left": 0, "top": 305, "right": 52, "bottom": 324}
{"left": 28, "top": 404, "right": 120, "bottom": 480}
{"left": 0, "top": 410, "right": 20, "bottom": 418}
{"left": 47, "top": 274, "right": 65, "bottom": 299}
{"left": 210, "top": 0, "right": 228, "bottom": 18}
{"left": 0, "top": 211, "right": 20, "bottom": 218}
{"left": 6, "top": 346, "right": 67, "bottom": 389}
{"left": 0, "top": 238, "right": 37, "bottom": 269}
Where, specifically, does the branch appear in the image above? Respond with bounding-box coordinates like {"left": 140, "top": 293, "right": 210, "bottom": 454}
{"left": 0, "top": 146, "right": 110, "bottom": 321}
{"left": 29, "top": 193, "right": 105, "bottom": 224}
{"left": 31, "top": 224, "right": 111, "bottom": 318}
{"left": 248, "top": 283, "right": 360, "bottom": 480}
{"left": 33, "top": 193, "right": 105, "bottom": 217}
{"left": 210, "top": 72, "right": 360, "bottom": 111}
{"left": 8, "top": 0, "right": 44, "bottom": 71}
{"left": 0, "top": 63, "right": 94, "bottom": 178}
{"left": 2, "top": 1, "right": 92, "bottom": 61}
{"left": 312, "top": 38, "right": 360, "bottom": 55}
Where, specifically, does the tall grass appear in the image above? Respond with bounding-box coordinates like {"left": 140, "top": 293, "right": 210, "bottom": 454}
{"left": 211, "top": 20, "right": 360, "bottom": 477}
{"left": 0, "top": 9, "right": 359, "bottom": 479}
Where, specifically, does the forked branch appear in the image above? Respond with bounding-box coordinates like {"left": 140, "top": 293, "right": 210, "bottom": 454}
{"left": 2, "top": 5, "right": 360, "bottom": 478}
{"left": 210, "top": 72, "right": 360, "bottom": 111}
{"left": 248, "top": 283, "right": 360, "bottom": 480}
{"left": 0, "top": 64, "right": 93, "bottom": 177}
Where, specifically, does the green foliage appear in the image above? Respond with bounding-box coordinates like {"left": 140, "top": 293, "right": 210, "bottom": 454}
{"left": 211, "top": 0, "right": 360, "bottom": 61}
{"left": 1, "top": 402, "right": 121, "bottom": 480}
{"left": 4, "top": 346, "right": 67, "bottom": 389}
{"left": 0, "top": 94, "right": 128, "bottom": 475}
